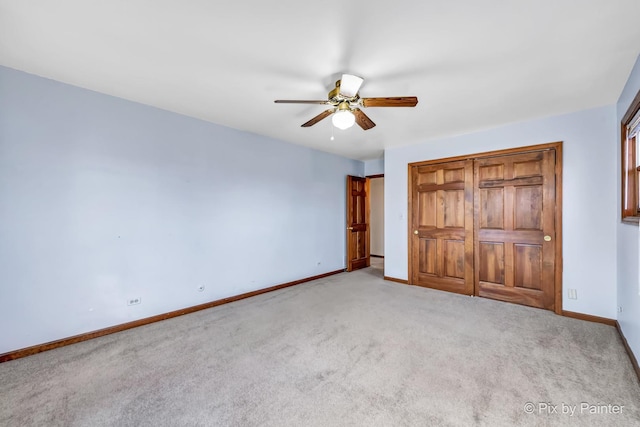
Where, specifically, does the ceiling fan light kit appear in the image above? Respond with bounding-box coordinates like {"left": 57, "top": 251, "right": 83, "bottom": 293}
{"left": 339, "top": 74, "right": 364, "bottom": 98}
{"left": 275, "top": 74, "right": 418, "bottom": 131}
{"left": 332, "top": 100, "right": 356, "bottom": 130}
{"left": 332, "top": 110, "right": 356, "bottom": 130}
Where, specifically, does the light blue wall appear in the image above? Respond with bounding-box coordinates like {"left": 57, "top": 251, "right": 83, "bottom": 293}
{"left": 617, "top": 54, "right": 640, "bottom": 361}
{"left": 385, "top": 105, "right": 618, "bottom": 319}
{"left": 0, "top": 66, "right": 363, "bottom": 354}
{"left": 364, "top": 158, "right": 384, "bottom": 176}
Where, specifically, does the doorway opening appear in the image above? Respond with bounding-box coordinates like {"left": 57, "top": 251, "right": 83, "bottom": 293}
{"left": 346, "top": 174, "right": 384, "bottom": 277}
{"left": 369, "top": 175, "right": 384, "bottom": 277}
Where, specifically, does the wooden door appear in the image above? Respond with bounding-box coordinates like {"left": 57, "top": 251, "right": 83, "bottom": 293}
{"left": 474, "top": 149, "right": 556, "bottom": 310}
{"left": 346, "top": 176, "right": 370, "bottom": 271}
{"left": 409, "top": 160, "right": 474, "bottom": 294}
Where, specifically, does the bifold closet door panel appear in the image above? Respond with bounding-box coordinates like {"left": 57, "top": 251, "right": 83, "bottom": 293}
{"left": 410, "top": 160, "right": 474, "bottom": 295}
{"left": 474, "top": 150, "right": 556, "bottom": 310}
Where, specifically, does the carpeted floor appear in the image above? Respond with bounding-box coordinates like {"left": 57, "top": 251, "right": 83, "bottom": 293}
{"left": 1, "top": 268, "right": 639, "bottom": 426}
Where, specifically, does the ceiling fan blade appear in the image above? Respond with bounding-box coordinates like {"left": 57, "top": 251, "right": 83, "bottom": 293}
{"left": 301, "top": 109, "right": 334, "bottom": 127}
{"left": 361, "top": 96, "right": 418, "bottom": 107}
{"left": 274, "top": 100, "right": 332, "bottom": 105}
{"left": 353, "top": 109, "right": 376, "bottom": 130}
{"left": 339, "top": 74, "right": 364, "bottom": 98}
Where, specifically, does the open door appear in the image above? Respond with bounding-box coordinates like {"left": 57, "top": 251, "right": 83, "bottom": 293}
{"left": 346, "top": 176, "right": 370, "bottom": 271}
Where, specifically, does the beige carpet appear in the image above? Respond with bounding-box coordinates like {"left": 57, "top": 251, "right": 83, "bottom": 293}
{"left": 1, "top": 268, "right": 638, "bottom": 426}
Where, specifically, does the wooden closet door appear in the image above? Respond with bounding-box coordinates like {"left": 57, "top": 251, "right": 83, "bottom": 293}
{"left": 410, "top": 160, "right": 474, "bottom": 295}
{"left": 474, "top": 149, "right": 556, "bottom": 310}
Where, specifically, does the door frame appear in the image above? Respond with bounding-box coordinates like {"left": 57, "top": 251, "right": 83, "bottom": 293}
{"left": 407, "top": 142, "right": 563, "bottom": 314}
{"left": 367, "top": 174, "right": 385, "bottom": 260}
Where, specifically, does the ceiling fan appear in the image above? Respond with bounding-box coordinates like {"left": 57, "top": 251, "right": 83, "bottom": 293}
{"left": 274, "top": 74, "right": 418, "bottom": 130}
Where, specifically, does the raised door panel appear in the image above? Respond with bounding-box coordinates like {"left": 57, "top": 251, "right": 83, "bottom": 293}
{"left": 514, "top": 186, "right": 542, "bottom": 230}
{"left": 443, "top": 240, "right": 466, "bottom": 279}
{"left": 419, "top": 191, "right": 437, "bottom": 228}
{"left": 514, "top": 244, "right": 542, "bottom": 290}
{"left": 417, "top": 167, "right": 437, "bottom": 185}
{"left": 479, "top": 188, "right": 504, "bottom": 229}
{"left": 444, "top": 190, "right": 465, "bottom": 228}
{"left": 443, "top": 167, "right": 465, "bottom": 184}
{"left": 513, "top": 159, "right": 542, "bottom": 177}
{"left": 419, "top": 239, "right": 437, "bottom": 275}
{"left": 478, "top": 242, "right": 505, "bottom": 285}
{"left": 478, "top": 164, "right": 504, "bottom": 181}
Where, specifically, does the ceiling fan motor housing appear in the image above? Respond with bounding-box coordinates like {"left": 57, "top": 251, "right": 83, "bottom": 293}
{"left": 328, "top": 80, "right": 341, "bottom": 101}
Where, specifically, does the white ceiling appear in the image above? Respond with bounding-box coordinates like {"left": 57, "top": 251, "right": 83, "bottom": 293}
{"left": 1, "top": 1, "right": 639, "bottom": 160}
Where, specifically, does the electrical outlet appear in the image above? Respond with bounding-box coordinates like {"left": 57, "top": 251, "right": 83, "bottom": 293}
{"left": 567, "top": 289, "right": 577, "bottom": 300}
{"left": 127, "top": 297, "right": 141, "bottom": 306}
